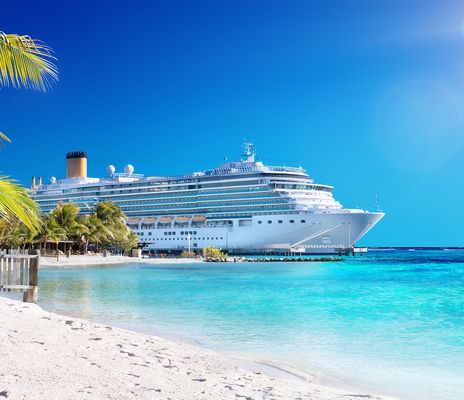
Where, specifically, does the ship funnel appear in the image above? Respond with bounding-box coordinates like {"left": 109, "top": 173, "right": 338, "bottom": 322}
{"left": 66, "top": 151, "right": 87, "bottom": 178}
{"left": 31, "top": 176, "right": 36, "bottom": 189}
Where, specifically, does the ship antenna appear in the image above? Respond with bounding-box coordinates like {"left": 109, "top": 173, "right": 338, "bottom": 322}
{"left": 242, "top": 141, "right": 255, "bottom": 163}
{"left": 375, "top": 193, "right": 382, "bottom": 212}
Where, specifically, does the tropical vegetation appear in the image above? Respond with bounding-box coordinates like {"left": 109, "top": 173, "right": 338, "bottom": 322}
{"left": 0, "top": 32, "right": 58, "bottom": 232}
{"left": 0, "top": 201, "right": 139, "bottom": 256}
{"left": 202, "top": 246, "right": 227, "bottom": 259}
{"left": 180, "top": 250, "right": 196, "bottom": 258}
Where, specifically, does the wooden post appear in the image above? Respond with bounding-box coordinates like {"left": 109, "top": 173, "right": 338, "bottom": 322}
{"left": 23, "top": 250, "right": 39, "bottom": 303}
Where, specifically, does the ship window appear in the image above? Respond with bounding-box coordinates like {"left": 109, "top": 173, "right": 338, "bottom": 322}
{"left": 278, "top": 220, "right": 283, "bottom": 224}
{"left": 257, "top": 221, "right": 262, "bottom": 224}
{"left": 289, "top": 220, "right": 294, "bottom": 223}
{"left": 148, "top": 232, "right": 152, "bottom": 236}
{"left": 268, "top": 220, "right": 272, "bottom": 224}
{"left": 194, "top": 231, "right": 197, "bottom": 235}
{"left": 301, "top": 220, "right": 306, "bottom": 223}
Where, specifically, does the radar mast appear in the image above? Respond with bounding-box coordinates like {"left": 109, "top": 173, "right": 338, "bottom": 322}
{"left": 242, "top": 141, "right": 255, "bottom": 163}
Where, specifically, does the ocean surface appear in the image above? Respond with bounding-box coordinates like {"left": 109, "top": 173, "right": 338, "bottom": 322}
{"left": 37, "top": 250, "right": 464, "bottom": 400}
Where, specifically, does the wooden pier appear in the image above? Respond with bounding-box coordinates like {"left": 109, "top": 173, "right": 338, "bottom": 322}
{"left": 0, "top": 250, "right": 40, "bottom": 303}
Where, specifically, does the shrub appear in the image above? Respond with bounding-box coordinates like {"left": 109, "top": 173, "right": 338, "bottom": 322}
{"left": 202, "top": 246, "right": 226, "bottom": 259}
{"left": 180, "top": 250, "right": 196, "bottom": 258}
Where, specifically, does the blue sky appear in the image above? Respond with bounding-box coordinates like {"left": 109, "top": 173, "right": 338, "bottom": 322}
{"left": 1, "top": 0, "right": 464, "bottom": 246}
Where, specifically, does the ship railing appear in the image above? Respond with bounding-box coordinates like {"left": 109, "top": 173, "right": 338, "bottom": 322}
{"left": 267, "top": 166, "right": 306, "bottom": 173}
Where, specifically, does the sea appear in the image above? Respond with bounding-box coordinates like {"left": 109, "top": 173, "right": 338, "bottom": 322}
{"left": 36, "top": 249, "right": 464, "bottom": 400}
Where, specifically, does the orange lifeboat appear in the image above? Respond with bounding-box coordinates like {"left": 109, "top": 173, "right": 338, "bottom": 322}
{"left": 175, "top": 216, "right": 191, "bottom": 222}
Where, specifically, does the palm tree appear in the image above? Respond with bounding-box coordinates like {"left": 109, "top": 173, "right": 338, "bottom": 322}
{"left": 124, "top": 231, "right": 139, "bottom": 253}
{"left": 82, "top": 214, "right": 113, "bottom": 253}
{"left": 51, "top": 203, "right": 80, "bottom": 232}
{"left": 0, "top": 32, "right": 58, "bottom": 234}
{"left": 95, "top": 201, "right": 129, "bottom": 246}
{"left": 96, "top": 201, "right": 127, "bottom": 228}
{"left": 37, "top": 216, "right": 67, "bottom": 259}
{"left": 49, "top": 202, "right": 91, "bottom": 253}
{"left": 4, "top": 221, "right": 35, "bottom": 249}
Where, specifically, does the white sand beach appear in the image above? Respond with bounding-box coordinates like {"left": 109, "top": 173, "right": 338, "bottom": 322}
{"left": 40, "top": 254, "right": 203, "bottom": 268}
{"left": 0, "top": 297, "right": 395, "bottom": 400}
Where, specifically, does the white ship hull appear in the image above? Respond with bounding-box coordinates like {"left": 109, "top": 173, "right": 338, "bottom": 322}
{"left": 143, "top": 210, "right": 384, "bottom": 254}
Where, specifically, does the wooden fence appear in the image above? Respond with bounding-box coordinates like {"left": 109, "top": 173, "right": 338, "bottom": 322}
{"left": 0, "top": 249, "right": 40, "bottom": 303}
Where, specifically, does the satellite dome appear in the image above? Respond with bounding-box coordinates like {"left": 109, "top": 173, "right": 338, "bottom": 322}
{"left": 124, "top": 164, "right": 134, "bottom": 175}
{"left": 50, "top": 176, "right": 57, "bottom": 184}
{"left": 106, "top": 164, "right": 116, "bottom": 176}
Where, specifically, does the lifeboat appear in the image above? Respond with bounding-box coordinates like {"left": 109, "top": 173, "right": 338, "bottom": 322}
{"left": 126, "top": 217, "right": 142, "bottom": 224}
{"left": 158, "top": 216, "right": 173, "bottom": 223}
{"left": 175, "top": 216, "right": 191, "bottom": 222}
{"left": 142, "top": 217, "right": 157, "bottom": 224}
{"left": 192, "top": 215, "right": 206, "bottom": 221}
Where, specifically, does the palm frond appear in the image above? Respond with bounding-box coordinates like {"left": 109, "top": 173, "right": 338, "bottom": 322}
{"left": 0, "top": 176, "right": 41, "bottom": 233}
{"left": 0, "top": 131, "right": 11, "bottom": 142}
{"left": 0, "top": 32, "right": 58, "bottom": 91}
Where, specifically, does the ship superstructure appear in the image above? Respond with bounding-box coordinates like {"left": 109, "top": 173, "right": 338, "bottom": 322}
{"left": 30, "top": 144, "right": 384, "bottom": 254}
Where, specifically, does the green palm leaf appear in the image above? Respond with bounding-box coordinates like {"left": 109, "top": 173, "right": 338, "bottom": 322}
{"left": 0, "top": 131, "right": 11, "bottom": 142}
{"left": 0, "top": 32, "right": 58, "bottom": 91}
{"left": 0, "top": 176, "right": 41, "bottom": 233}
{"left": 0, "top": 32, "right": 56, "bottom": 237}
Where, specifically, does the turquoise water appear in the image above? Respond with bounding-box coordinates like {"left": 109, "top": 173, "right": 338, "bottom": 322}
{"left": 37, "top": 250, "right": 464, "bottom": 400}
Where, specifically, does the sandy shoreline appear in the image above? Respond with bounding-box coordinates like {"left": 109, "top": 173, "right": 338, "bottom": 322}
{"left": 40, "top": 254, "right": 203, "bottom": 268}
{"left": 0, "top": 297, "right": 396, "bottom": 400}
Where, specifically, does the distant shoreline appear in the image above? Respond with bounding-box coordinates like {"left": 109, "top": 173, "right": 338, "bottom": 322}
{"left": 368, "top": 247, "right": 464, "bottom": 250}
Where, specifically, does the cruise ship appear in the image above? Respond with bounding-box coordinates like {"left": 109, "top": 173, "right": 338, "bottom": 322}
{"left": 30, "top": 144, "right": 384, "bottom": 254}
